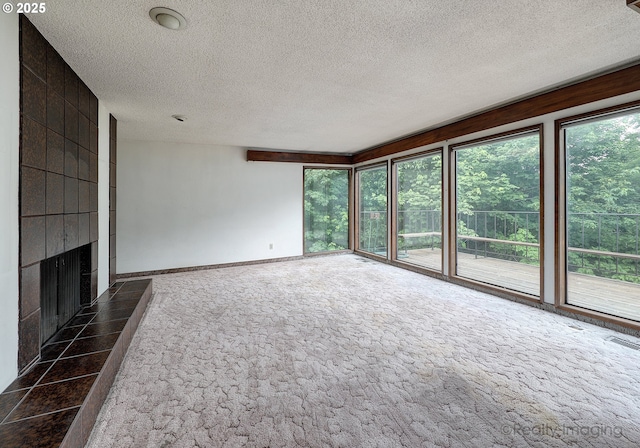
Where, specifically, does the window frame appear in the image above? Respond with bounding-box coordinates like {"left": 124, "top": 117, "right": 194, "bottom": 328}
{"left": 391, "top": 148, "right": 444, "bottom": 274}
{"left": 302, "top": 166, "right": 353, "bottom": 256}
{"left": 449, "top": 125, "right": 545, "bottom": 302}
{"left": 354, "top": 162, "right": 390, "bottom": 261}
{"left": 555, "top": 100, "right": 640, "bottom": 322}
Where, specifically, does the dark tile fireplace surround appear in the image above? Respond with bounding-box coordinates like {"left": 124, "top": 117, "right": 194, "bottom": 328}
{"left": 0, "top": 16, "right": 146, "bottom": 447}
{"left": 18, "top": 15, "right": 102, "bottom": 372}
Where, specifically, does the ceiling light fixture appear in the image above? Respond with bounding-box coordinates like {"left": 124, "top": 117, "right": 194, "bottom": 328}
{"left": 172, "top": 115, "right": 187, "bottom": 122}
{"left": 149, "top": 7, "right": 187, "bottom": 30}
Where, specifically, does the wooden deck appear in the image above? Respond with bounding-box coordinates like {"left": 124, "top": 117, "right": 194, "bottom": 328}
{"left": 401, "top": 248, "right": 640, "bottom": 322}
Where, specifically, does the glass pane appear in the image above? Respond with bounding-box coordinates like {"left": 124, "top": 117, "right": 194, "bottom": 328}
{"left": 358, "top": 166, "right": 388, "bottom": 256}
{"left": 455, "top": 133, "right": 541, "bottom": 296}
{"left": 303, "top": 169, "right": 349, "bottom": 253}
{"left": 396, "top": 153, "right": 442, "bottom": 271}
{"left": 565, "top": 111, "right": 640, "bottom": 321}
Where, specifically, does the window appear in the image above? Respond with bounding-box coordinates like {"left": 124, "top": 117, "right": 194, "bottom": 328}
{"left": 453, "top": 129, "right": 542, "bottom": 296}
{"left": 395, "top": 151, "right": 442, "bottom": 271}
{"left": 561, "top": 107, "right": 640, "bottom": 321}
{"left": 303, "top": 168, "right": 350, "bottom": 253}
{"left": 357, "top": 165, "right": 388, "bottom": 257}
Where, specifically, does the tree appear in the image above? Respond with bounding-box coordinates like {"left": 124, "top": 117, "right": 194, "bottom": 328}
{"left": 304, "top": 169, "right": 349, "bottom": 253}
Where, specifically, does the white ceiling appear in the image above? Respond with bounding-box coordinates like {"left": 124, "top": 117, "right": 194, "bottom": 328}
{"left": 28, "top": 1, "right": 640, "bottom": 154}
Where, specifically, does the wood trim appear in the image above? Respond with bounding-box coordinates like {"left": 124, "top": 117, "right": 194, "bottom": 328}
{"left": 554, "top": 120, "right": 565, "bottom": 307}
{"left": 629, "top": 0, "right": 640, "bottom": 13}
{"left": 387, "top": 160, "right": 398, "bottom": 261}
{"left": 448, "top": 146, "right": 457, "bottom": 278}
{"left": 558, "top": 303, "right": 640, "bottom": 331}
{"left": 353, "top": 63, "right": 640, "bottom": 164}
{"left": 450, "top": 276, "right": 542, "bottom": 305}
{"left": 354, "top": 161, "right": 388, "bottom": 172}
{"left": 353, "top": 249, "right": 390, "bottom": 264}
{"left": 348, "top": 168, "right": 354, "bottom": 250}
{"left": 304, "top": 249, "right": 354, "bottom": 257}
{"left": 448, "top": 125, "right": 542, "bottom": 151}
{"left": 354, "top": 167, "right": 361, "bottom": 252}
{"left": 117, "top": 255, "right": 306, "bottom": 278}
{"left": 440, "top": 149, "right": 446, "bottom": 274}
{"left": 247, "top": 149, "right": 353, "bottom": 165}
{"left": 538, "top": 125, "right": 545, "bottom": 304}
{"left": 556, "top": 99, "right": 640, "bottom": 128}
{"left": 386, "top": 160, "right": 391, "bottom": 261}
{"left": 391, "top": 147, "right": 443, "bottom": 164}
{"left": 391, "top": 258, "right": 446, "bottom": 280}
{"left": 301, "top": 167, "right": 305, "bottom": 254}
{"left": 390, "top": 160, "right": 398, "bottom": 262}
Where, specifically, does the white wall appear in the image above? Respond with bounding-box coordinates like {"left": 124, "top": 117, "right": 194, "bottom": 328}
{"left": 97, "top": 103, "right": 111, "bottom": 294}
{"left": 117, "top": 140, "right": 303, "bottom": 273}
{"left": 0, "top": 13, "right": 20, "bottom": 390}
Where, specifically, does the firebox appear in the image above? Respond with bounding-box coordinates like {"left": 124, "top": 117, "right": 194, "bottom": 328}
{"left": 39, "top": 244, "right": 92, "bottom": 345}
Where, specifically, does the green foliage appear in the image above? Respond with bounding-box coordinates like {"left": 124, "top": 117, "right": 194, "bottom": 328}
{"left": 397, "top": 155, "right": 442, "bottom": 253}
{"left": 303, "top": 112, "right": 640, "bottom": 284}
{"left": 565, "top": 113, "right": 640, "bottom": 282}
{"left": 304, "top": 169, "right": 349, "bottom": 253}
{"left": 397, "top": 156, "right": 442, "bottom": 211}
{"left": 359, "top": 166, "right": 388, "bottom": 253}
{"left": 566, "top": 114, "right": 640, "bottom": 215}
{"left": 456, "top": 134, "right": 540, "bottom": 214}
{"left": 454, "top": 134, "right": 541, "bottom": 263}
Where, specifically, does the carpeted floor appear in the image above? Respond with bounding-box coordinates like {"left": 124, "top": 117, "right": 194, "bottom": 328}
{"left": 87, "top": 254, "right": 640, "bottom": 447}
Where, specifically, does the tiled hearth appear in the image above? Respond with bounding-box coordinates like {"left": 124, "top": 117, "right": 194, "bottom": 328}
{"left": 0, "top": 279, "right": 152, "bottom": 448}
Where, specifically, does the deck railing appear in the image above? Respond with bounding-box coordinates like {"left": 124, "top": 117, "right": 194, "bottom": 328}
{"left": 359, "top": 209, "right": 640, "bottom": 282}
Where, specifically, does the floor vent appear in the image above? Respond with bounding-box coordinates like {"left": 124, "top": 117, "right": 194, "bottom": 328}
{"left": 608, "top": 336, "right": 640, "bottom": 351}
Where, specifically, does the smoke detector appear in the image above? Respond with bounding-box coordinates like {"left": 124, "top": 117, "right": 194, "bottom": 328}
{"left": 150, "top": 7, "right": 187, "bottom": 30}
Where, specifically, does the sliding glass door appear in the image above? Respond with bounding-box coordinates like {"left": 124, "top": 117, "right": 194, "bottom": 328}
{"left": 453, "top": 129, "right": 542, "bottom": 296}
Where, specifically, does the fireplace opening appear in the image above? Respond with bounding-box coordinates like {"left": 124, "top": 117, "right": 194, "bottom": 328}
{"left": 40, "top": 244, "right": 93, "bottom": 345}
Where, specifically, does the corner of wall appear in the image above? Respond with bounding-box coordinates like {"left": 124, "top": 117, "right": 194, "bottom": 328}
{"left": 97, "top": 102, "right": 111, "bottom": 295}
{"left": 0, "top": 12, "right": 21, "bottom": 390}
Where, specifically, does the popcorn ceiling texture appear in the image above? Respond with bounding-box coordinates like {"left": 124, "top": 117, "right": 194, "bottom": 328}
{"left": 88, "top": 255, "right": 640, "bottom": 447}
{"left": 28, "top": 1, "right": 640, "bottom": 153}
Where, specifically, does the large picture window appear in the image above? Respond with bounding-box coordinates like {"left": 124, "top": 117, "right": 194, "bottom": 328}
{"left": 562, "top": 108, "right": 640, "bottom": 321}
{"left": 303, "top": 168, "right": 350, "bottom": 253}
{"left": 395, "top": 152, "right": 442, "bottom": 271}
{"left": 357, "top": 165, "right": 388, "bottom": 257}
{"left": 453, "top": 129, "right": 542, "bottom": 297}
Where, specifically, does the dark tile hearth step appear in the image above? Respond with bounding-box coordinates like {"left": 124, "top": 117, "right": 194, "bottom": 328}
{"left": 0, "top": 279, "right": 152, "bottom": 448}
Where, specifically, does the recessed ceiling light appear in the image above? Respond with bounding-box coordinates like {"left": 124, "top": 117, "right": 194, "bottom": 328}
{"left": 172, "top": 115, "right": 187, "bottom": 122}
{"left": 149, "top": 7, "right": 187, "bottom": 30}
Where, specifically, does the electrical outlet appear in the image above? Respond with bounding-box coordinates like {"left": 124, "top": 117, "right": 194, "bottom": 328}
{"left": 269, "top": 243, "right": 273, "bottom": 250}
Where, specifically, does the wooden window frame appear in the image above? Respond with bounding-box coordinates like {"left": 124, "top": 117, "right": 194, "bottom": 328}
{"left": 354, "top": 162, "right": 390, "bottom": 262}
{"left": 555, "top": 100, "right": 640, "bottom": 327}
{"left": 448, "top": 125, "right": 545, "bottom": 303}
{"left": 390, "top": 148, "right": 445, "bottom": 275}
{"left": 302, "top": 166, "right": 353, "bottom": 256}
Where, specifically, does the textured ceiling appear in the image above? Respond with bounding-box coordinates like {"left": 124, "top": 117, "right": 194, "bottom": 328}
{"left": 28, "top": 1, "right": 640, "bottom": 153}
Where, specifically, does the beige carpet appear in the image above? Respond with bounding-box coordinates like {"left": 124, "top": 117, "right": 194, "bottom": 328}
{"left": 88, "top": 254, "right": 640, "bottom": 447}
